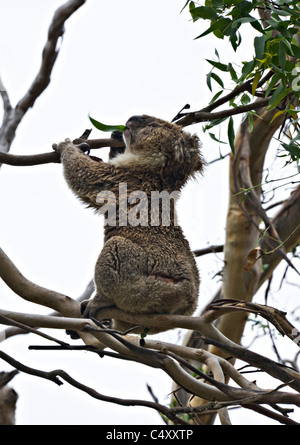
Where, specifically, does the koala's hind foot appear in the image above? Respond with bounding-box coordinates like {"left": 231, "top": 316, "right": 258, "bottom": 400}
{"left": 81, "top": 294, "right": 115, "bottom": 323}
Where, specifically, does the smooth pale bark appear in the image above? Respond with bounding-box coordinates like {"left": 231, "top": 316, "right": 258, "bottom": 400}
{"left": 188, "top": 107, "right": 300, "bottom": 422}
{"left": 213, "top": 107, "right": 288, "bottom": 349}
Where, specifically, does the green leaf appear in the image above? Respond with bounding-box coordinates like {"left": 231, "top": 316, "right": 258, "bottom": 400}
{"left": 267, "top": 83, "right": 291, "bottom": 110}
{"left": 195, "top": 18, "right": 231, "bottom": 39}
{"left": 190, "top": 5, "right": 218, "bottom": 21}
{"left": 269, "top": 108, "right": 286, "bottom": 124}
{"left": 228, "top": 63, "right": 238, "bottom": 81}
{"left": 240, "top": 60, "right": 255, "bottom": 81}
{"left": 250, "top": 19, "right": 264, "bottom": 33}
{"left": 252, "top": 71, "right": 261, "bottom": 96}
{"left": 229, "top": 29, "right": 242, "bottom": 51}
{"left": 210, "top": 0, "right": 224, "bottom": 9}
{"left": 181, "top": 0, "right": 192, "bottom": 13}
{"left": 278, "top": 41, "right": 287, "bottom": 69}
{"left": 291, "top": 44, "right": 300, "bottom": 59}
{"left": 254, "top": 35, "right": 266, "bottom": 62}
{"left": 210, "top": 72, "right": 224, "bottom": 88}
{"left": 282, "top": 38, "right": 293, "bottom": 56}
{"left": 237, "top": 0, "right": 253, "bottom": 16}
{"left": 206, "top": 59, "right": 229, "bottom": 71}
{"left": 209, "top": 132, "right": 227, "bottom": 144}
{"left": 227, "top": 116, "right": 235, "bottom": 155}
{"left": 206, "top": 71, "right": 213, "bottom": 91}
{"left": 231, "top": 16, "right": 258, "bottom": 28}
{"left": 209, "top": 90, "right": 223, "bottom": 104}
{"left": 265, "top": 72, "right": 281, "bottom": 97}
{"left": 281, "top": 141, "right": 300, "bottom": 161}
{"left": 88, "top": 115, "right": 126, "bottom": 132}
{"left": 241, "top": 93, "right": 251, "bottom": 105}
{"left": 203, "top": 116, "right": 228, "bottom": 131}
{"left": 247, "top": 112, "right": 254, "bottom": 132}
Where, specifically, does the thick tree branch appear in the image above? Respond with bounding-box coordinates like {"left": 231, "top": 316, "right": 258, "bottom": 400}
{"left": 0, "top": 0, "right": 86, "bottom": 155}
{"left": 0, "top": 137, "right": 123, "bottom": 166}
{"left": 234, "top": 120, "right": 299, "bottom": 275}
{"left": 0, "top": 247, "right": 80, "bottom": 317}
{"left": 16, "top": 0, "right": 86, "bottom": 113}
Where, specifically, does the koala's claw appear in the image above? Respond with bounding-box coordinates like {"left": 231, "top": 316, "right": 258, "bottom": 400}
{"left": 81, "top": 299, "right": 100, "bottom": 319}
{"left": 52, "top": 139, "right": 73, "bottom": 154}
{"left": 52, "top": 139, "right": 90, "bottom": 156}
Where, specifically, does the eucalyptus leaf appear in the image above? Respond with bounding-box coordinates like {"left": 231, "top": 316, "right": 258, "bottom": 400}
{"left": 210, "top": 72, "right": 224, "bottom": 88}
{"left": 267, "top": 83, "right": 291, "bottom": 110}
{"left": 254, "top": 35, "right": 266, "bottom": 62}
{"left": 227, "top": 116, "right": 235, "bottom": 155}
{"left": 190, "top": 5, "right": 218, "bottom": 21}
{"left": 89, "top": 115, "right": 126, "bottom": 132}
{"left": 278, "top": 41, "right": 287, "bottom": 70}
{"left": 206, "top": 59, "right": 229, "bottom": 72}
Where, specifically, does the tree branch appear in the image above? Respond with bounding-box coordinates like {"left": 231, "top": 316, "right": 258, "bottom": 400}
{"left": 0, "top": 137, "right": 123, "bottom": 166}
{"left": 0, "top": 247, "right": 80, "bottom": 317}
{"left": 0, "top": 349, "right": 187, "bottom": 425}
{"left": 234, "top": 120, "right": 300, "bottom": 275}
{"left": 205, "top": 299, "right": 300, "bottom": 347}
{"left": 201, "top": 336, "right": 300, "bottom": 394}
{"left": 175, "top": 98, "right": 270, "bottom": 127}
{"left": 259, "top": 185, "right": 300, "bottom": 285}
{"left": 201, "top": 70, "right": 274, "bottom": 114}
{"left": 0, "top": 0, "right": 87, "bottom": 155}
{"left": 16, "top": 0, "right": 87, "bottom": 113}
{"left": 193, "top": 245, "right": 223, "bottom": 257}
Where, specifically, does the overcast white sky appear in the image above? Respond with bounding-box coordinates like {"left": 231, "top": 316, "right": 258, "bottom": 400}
{"left": 0, "top": 0, "right": 299, "bottom": 425}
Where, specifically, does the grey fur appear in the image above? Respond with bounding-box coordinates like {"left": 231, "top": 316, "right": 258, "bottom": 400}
{"left": 54, "top": 115, "right": 205, "bottom": 334}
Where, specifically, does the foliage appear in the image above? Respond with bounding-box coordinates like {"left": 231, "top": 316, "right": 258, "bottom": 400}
{"left": 183, "top": 0, "right": 300, "bottom": 163}
{"left": 88, "top": 115, "right": 126, "bottom": 132}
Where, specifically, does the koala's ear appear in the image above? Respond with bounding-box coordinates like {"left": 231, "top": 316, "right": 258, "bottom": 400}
{"left": 174, "top": 132, "right": 204, "bottom": 174}
{"left": 193, "top": 156, "right": 205, "bottom": 173}
{"left": 173, "top": 132, "right": 199, "bottom": 157}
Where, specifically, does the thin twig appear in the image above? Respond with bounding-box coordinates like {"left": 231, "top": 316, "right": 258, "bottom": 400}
{"left": 175, "top": 98, "right": 270, "bottom": 127}
{"left": 193, "top": 245, "right": 224, "bottom": 257}
{"left": 0, "top": 349, "right": 188, "bottom": 425}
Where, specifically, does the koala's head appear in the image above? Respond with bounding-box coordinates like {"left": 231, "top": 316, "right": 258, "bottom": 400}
{"left": 110, "top": 115, "right": 204, "bottom": 179}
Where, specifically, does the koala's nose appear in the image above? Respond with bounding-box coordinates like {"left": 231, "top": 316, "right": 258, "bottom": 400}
{"left": 126, "top": 115, "right": 145, "bottom": 126}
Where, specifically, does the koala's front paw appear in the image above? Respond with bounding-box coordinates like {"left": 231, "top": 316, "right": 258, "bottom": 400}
{"left": 52, "top": 138, "right": 73, "bottom": 154}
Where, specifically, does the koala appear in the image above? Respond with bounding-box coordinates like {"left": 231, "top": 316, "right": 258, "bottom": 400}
{"left": 53, "top": 115, "right": 204, "bottom": 334}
